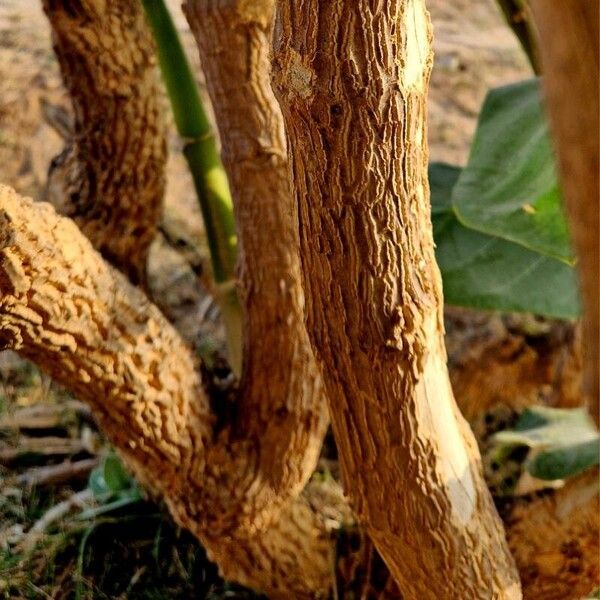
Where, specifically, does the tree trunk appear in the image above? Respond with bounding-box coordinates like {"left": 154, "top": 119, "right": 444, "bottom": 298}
{"left": 271, "top": 1, "right": 522, "bottom": 598}
{"left": 0, "top": 184, "right": 334, "bottom": 598}
{"left": 42, "top": 0, "right": 167, "bottom": 285}
{"left": 529, "top": 0, "right": 599, "bottom": 427}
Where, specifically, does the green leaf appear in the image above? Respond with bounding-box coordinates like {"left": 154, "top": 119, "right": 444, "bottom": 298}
{"left": 102, "top": 453, "right": 133, "bottom": 493}
{"left": 493, "top": 407, "right": 600, "bottom": 481}
{"left": 429, "top": 162, "right": 461, "bottom": 216}
{"left": 494, "top": 407, "right": 598, "bottom": 448}
{"left": 528, "top": 439, "right": 600, "bottom": 481}
{"left": 451, "top": 78, "right": 573, "bottom": 263}
{"left": 88, "top": 466, "right": 111, "bottom": 501}
{"left": 429, "top": 163, "right": 580, "bottom": 319}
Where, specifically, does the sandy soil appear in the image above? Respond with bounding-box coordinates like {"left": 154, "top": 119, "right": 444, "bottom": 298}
{"left": 0, "top": 0, "right": 531, "bottom": 200}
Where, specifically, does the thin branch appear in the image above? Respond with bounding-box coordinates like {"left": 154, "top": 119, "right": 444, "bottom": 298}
{"left": 496, "top": 0, "right": 539, "bottom": 73}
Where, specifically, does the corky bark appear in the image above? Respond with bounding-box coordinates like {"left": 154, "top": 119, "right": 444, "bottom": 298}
{"left": 271, "top": 1, "right": 522, "bottom": 598}
{"left": 2, "top": 184, "right": 597, "bottom": 598}
{"left": 182, "top": 0, "right": 328, "bottom": 530}
{"left": 0, "top": 186, "right": 209, "bottom": 504}
{"left": 0, "top": 185, "right": 333, "bottom": 598}
{"left": 15, "top": 1, "right": 331, "bottom": 593}
{"left": 529, "top": 0, "right": 599, "bottom": 427}
{"left": 42, "top": 0, "right": 167, "bottom": 285}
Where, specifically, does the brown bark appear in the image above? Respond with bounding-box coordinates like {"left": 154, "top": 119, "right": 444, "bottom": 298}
{"left": 271, "top": 1, "right": 522, "bottom": 598}
{"left": 0, "top": 184, "right": 333, "bottom": 598}
{"left": 14, "top": 1, "right": 331, "bottom": 593}
{"left": 529, "top": 0, "right": 599, "bottom": 426}
{"left": 182, "top": 0, "right": 328, "bottom": 532}
{"left": 2, "top": 184, "right": 598, "bottom": 598}
{"left": 42, "top": 0, "right": 167, "bottom": 286}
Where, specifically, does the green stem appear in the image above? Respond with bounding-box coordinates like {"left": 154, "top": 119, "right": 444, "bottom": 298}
{"left": 141, "top": 0, "right": 242, "bottom": 375}
{"left": 496, "top": 0, "right": 539, "bottom": 73}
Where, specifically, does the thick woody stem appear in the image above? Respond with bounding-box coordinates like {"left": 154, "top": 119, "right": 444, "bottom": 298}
{"left": 0, "top": 185, "right": 210, "bottom": 499}
{"left": 0, "top": 184, "right": 333, "bottom": 598}
{"left": 271, "top": 1, "right": 521, "bottom": 598}
{"left": 496, "top": 0, "right": 539, "bottom": 72}
{"left": 183, "top": 0, "right": 329, "bottom": 533}
{"left": 1, "top": 184, "right": 596, "bottom": 598}
{"left": 42, "top": 0, "right": 167, "bottom": 286}
{"left": 529, "top": 0, "right": 599, "bottom": 427}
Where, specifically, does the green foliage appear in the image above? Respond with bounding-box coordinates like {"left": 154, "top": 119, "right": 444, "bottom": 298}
{"left": 429, "top": 78, "right": 581, "bottom": 319}
{"left": 527, "top": 440, "right": 599, "bottom": 481}
{"left": 493, "top": 407, "right": 600, "bottom": 481}
{"left": 430, "top": 163, "right": 579, "bottom": 318}
{"left": 141, "top": 0, "right": 242, "bottom": 374}
{"left": 452, "top": 78, "right": 572, "bottom": 263}
{"left": 83, "top": 453, "right": 142, "bottom": 519}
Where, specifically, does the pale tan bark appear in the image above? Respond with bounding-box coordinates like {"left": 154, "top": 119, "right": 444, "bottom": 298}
{"left": 11, "top": 1, "right": 331, "bottom": 593}
{"left": 182, "top": 0, "right": 328, "bottom": 532}
{"left": 271, "top": 1, "right": 522, "bottom": 598}
{"left": 42, "top": 0, "right": 167, "bottom": 285}
{"left": 0, "top": 185, "right": 209, "bottom": 502}
{"left": 0, "top": 184, "right": 333, "bottom": 598}
{"left": 2, "top": 184, "right": 597, "bottom": 598}
{"left": 529, "top": 0, "right": 599, "bottom": 426}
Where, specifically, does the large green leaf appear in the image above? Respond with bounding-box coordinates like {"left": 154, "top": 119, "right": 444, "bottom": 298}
{"left": 451, "top": 78, "right": 573, "bottom": 263}
{"left": 429, "top": 163, "right": 580, "bottom": 319}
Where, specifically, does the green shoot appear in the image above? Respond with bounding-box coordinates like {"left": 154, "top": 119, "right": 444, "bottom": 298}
{"left": 141, "top": 0, "right": 242, "bottom": 375}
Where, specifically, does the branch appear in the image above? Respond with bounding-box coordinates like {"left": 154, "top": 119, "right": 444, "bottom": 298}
{"left": 0, "top": 185, "right": 211, "bottom": 490}
{"left": 529, "top": 0, "right": 599, "bottom": 427}
{"left": 496, "top": 0, "right": 539, "bottom": 72}
{"left": 183, "top": 0, "right": 329, "bottom": 530}
{"left": 42, "top": 0, "right": 167, "bottom": 285}
{"left": 0, "top": 184, "right": 334, "bottom": 597}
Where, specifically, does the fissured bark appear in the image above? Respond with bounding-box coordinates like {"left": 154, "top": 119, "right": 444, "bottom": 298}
{"left": 271, "top": 1, "right": 521, "bottom": 597}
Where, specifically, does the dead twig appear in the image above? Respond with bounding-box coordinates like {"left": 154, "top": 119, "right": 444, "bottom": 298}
{"left": 13, "top": 458, "right": 99, "bottom": 488}
{"left": 17, "top": 488, "right": 94, "bottom": 550}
